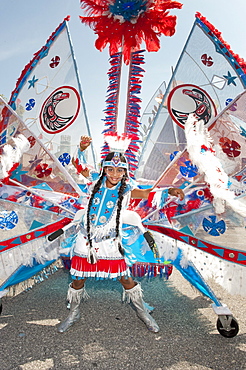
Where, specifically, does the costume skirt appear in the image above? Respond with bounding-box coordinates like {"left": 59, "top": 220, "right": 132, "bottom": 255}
{"left": 63, "top": 226, "right": 172, "bottom": 280}
{"left": 70, "top": 231, "right": 131, "bottom": 280}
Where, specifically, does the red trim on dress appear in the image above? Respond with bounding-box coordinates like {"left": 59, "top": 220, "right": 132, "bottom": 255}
{"left": 71, "top": 255, "right": 128, "bottom": 274}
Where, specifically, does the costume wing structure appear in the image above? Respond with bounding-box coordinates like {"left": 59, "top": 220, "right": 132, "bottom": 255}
{"left": 135, "top": 84, "right": 246, "bottom": 300}
{"left": 137, "top": 13, "right": 246, "bottom": 182}
{"left": 0, "top": 197, "right": 72, "bottom": 297}
{"left": 133, "top": 13, "right": 246, "bottom": 296}
{"left": 0, "top": 96, "right": 87, "bottom": 202}
{"left": 0, "top": 96, "right": 87, "bottom": 296}
{"left": 125, "top": 14, "right": 246, "bottom": 335}
{"left": 8, "top": 16, "right": 96, "bottom": 172}
{"left": 0, "top": 17, "right": 94, "bottom": 301}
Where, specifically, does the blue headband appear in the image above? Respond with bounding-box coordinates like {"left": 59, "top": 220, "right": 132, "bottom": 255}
{"left": 102, "top": 152, "right": 128, "bottom": 169}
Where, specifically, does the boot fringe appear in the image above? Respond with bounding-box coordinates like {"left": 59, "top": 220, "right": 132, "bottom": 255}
{"left": 81, "top": 287, "right": 90, "bottom": 300}
{"left": 123, "top": 282, "right": 143, "bottom": 303}
{"left": 67, "top": 284, "right": 89, "bottom": 303}
{"left": 123, "top": 283, "right": 159, "bottom": 332}
{"left": 123, "top": 285, "right": 154, "bottom": 311}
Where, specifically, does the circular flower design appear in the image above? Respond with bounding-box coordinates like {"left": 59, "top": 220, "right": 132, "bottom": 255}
{"left": 225, "top": 98, "right": 237, "bottom": 111}
{"left": 0, "top": 210, "right": 18, "bottom": 230}
{"left": 50, "top": 56, "right": 60, "bottom": 68}
{"left": 202, "top": 215, "right": 226, "bottom": 236}
{"left": 201, "top": 54, "right": 213, "bottom": 67}
{"left": 28, "top": 136, "right": 36, "bottom": 148}
{"left": 80, "top": 0, "right": 182, "bottom": 63}
{"left": 35, "top": 163, "right": 52, "bottom": 178}
{"left": 58, "top": 153, "right": 71, "bottom": 166}
{"left": 180, "top": 160, "right": 198, "bottom": 178}
{"left": 219, "top": 137, "right": 241, "bottom": 158}
{"left": 25, "top": 98, "right": 36, "bottom": 111}
{"left": 169, "top": 151, "right": 179, "bottom": 162}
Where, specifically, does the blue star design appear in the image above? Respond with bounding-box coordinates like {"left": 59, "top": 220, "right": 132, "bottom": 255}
{"left": 223, "top": 71, "right": 237, "bottom": 86}
{"left": 28, "top": 75, "right": 38, "bottom": 89}
{"left": 240, "top": 126, "right": 246, "bottom": 138}
{"left": 10, "top": 164, "right": 28, "bottom": 182}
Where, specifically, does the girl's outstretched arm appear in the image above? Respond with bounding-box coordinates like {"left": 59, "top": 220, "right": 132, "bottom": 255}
{"left": 131, "top": 187, "right": 184, "bottom": 200}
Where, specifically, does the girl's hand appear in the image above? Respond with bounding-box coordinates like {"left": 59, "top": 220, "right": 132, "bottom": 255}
{"left": 79, "top": 136, "right": 92, "bottom": 151}
{"left": 168, "top": 187, "right": 185, "bottom": 200}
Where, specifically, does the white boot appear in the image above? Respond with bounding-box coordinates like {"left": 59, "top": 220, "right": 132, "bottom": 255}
{"left": 58, "top": 283, "right": 88, "bottom": 333}
{"left": 124, "top": 283, "right": 160, "bottom": 333}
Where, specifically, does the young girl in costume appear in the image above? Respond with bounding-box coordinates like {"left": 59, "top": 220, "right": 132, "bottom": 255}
{"left": 57, "top": 134, "right": 184, "bottom": 333}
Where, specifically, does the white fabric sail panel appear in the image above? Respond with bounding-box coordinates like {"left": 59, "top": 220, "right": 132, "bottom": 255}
{"left": 137, "top": 15, "right": 246, "bottom": 181}
{"left": 9, "top": 18, "right": 96, "bottom": 170}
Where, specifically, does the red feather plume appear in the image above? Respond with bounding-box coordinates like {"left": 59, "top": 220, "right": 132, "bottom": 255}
{"left": 80, "top": 0, "right": 182, "bottom": 64}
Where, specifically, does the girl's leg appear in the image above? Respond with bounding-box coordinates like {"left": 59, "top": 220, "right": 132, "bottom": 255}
{"left": 58, "top": 277, "right": 88, "bottom": 333}
{"left": 72, "top": 277, "right": 86, "bottom": 289}
{"left": 119, "top": 276, "right": 136, "bottom": 290}
{"left": 119, "top": 275, "right": 159, "bottom": 333}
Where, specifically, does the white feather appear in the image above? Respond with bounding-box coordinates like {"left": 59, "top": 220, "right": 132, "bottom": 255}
{"left": 0, "top": 134, "right": 30, "bottom": 179}
{"left": 185, "top": 114, "right": 246, "bottom": 217}
{"left": 104, "top": 133, "right": 131, "bottom": 153}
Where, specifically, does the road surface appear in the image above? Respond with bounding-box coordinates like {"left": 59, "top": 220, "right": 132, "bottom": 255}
{"left": 1, "top": 266, "right": 246, "bottom": 369}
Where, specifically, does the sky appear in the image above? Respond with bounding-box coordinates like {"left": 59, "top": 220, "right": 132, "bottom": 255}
{"left": 0, "top": 0, "right": 246, "bottom": 149}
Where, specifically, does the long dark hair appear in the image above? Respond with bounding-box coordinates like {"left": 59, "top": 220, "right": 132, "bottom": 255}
{"left": 86, "top": 152, "right": 128, "bottom": 261}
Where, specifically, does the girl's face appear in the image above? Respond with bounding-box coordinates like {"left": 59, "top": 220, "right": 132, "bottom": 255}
{"left": 104, "top": 166, "right": 125, "bottom": 187}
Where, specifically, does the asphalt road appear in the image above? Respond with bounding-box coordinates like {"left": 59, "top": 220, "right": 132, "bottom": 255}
{"left": 1, "top": 266, "right": 246, "bottom": 370}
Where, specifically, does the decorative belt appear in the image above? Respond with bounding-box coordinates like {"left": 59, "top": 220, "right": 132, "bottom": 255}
{"left": 94, "top": 235, "right": 114, "bottom": 243}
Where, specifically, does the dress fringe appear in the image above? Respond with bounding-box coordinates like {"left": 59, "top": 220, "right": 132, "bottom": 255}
{"left": 70, "top": 255, "right": 130, "bottom": 280}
